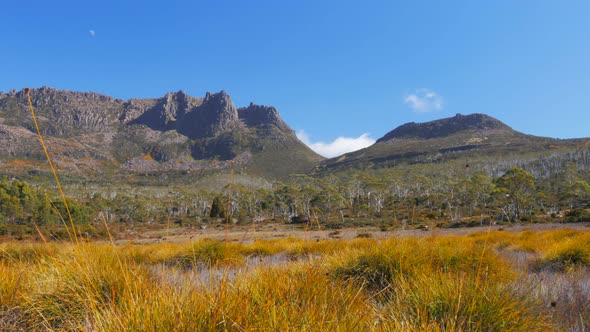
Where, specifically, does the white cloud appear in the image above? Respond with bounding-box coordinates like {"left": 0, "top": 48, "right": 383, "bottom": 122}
{"left": 297, "top": 130, "right": 376, "bottom": 158}
{"left": 404, "top": 88, "right": 444, "bottom": 113}
{"left": 89, "top": 30, "right": 96, "bottom": 37}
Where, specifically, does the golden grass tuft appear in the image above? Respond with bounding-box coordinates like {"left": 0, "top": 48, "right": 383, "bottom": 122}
{"left": 3, "top": 229, "right": 588, "bottom": 330}
{"left": 534, "top": 232, "right": 590, "bottom": 272}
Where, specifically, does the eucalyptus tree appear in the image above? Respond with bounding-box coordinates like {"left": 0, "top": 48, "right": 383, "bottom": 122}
{"left": 564, "top": 180, "right": 590, "bottom": 208}
{"left": 494, "top": 168, "right": 536, "bottom": 221}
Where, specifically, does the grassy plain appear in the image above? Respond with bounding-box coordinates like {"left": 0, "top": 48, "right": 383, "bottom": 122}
{"left": 1, "top": 225, "right": 589, "bottom": 331}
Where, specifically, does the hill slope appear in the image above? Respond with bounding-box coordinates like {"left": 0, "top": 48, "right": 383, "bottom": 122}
{"left": 319, "top": 113, "right": 589, "bottom": 172}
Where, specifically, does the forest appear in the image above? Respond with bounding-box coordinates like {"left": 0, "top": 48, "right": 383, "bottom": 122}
{"left": 1, "top": 159, "right": 589, "bottom": 240}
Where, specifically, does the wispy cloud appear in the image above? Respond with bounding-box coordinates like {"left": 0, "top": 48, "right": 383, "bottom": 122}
{"left": 296, "top": 130, "right": 375, "bottom": 158}
{"left": 404, "top": 88, "right": 443, "bottom": 113}
{"left": 89, "top": 30, "right": 96, "bottom": 37}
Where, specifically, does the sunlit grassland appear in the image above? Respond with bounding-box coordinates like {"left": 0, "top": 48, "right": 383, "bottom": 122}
{"left": 1, "top": 230, "right": 589, "bottom": 331}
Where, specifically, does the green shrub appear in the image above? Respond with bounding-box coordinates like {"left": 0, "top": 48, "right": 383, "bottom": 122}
{"left": 564, "top": 208, "right": 590, "bottom": 223}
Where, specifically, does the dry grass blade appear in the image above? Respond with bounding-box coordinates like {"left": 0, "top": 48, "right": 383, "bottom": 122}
{"left": 25, "top": 88, "right": 79, "bottom": 243}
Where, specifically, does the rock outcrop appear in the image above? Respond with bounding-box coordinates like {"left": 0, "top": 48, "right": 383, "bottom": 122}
{"left": 0, "top": 86, "right": 122, "bottom": 135}
{"left": 124, "top": 90, "right": 203, "bottom": 130}
{"left": 178, "top": 91, "right": 241, "bottom": 139}
{"left": 238, "top": 103, "right": 292, "bottom": 134}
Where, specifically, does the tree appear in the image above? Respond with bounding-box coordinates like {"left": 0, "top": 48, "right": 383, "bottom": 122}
{"left": 564, "top": 180, "right": 590, "bottom": 208}
{"left": 470, "top": 172, "right": 494, "bottom": 224}
{"left": 35, "top": 193, "right": 57, "bottom": 225}
{"left": 209, "top": 195, "right": 225, "bottom": 218}
{"left": 495, "top": 168, "right": 536, "bottom": 221}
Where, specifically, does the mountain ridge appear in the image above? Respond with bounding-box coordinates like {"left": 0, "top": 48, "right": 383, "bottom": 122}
{"left": 0, "top": 87, "right": 322, "bottom": 181}
{"left": 1, "top": 87, "right": 588, "bottom": 183}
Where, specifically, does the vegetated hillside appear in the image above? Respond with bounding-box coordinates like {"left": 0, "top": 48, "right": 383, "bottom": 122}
{"left": 0, "top": 87, "right": 322, "bottom": 182}
{"left": 0, "top": 105, "right": 588, "bottom": 240}
{"left": 318, "top": 113, "right": 590, "bottom": 174}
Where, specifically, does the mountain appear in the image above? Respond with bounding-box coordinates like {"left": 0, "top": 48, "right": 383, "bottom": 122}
{"left": 0, "top": 87, "right": 322, "bottom": 182}
{"left": 318, "top": 113, "right": 589, "bottom": 172}
{"left": 1, "top": 87, "right": 587, "bottom": 186}
{"left": 376, "top": 113, "right": 511, "bottom": 142}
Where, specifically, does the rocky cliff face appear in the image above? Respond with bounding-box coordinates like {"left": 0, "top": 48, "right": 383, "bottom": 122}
{"left": 0, "top": 87, "right": 322, "bottom": 179}
{"left": 123, "top": 90, "right": 203, "bottom": 130}
{"left": 177, "top": 91, "right": 241, "bottom": 139}
{"left": 0, "top": 86, "right": 122, "bottom": 135}
{"left": 122, "top": 90, "right": 242, "bottom": 139}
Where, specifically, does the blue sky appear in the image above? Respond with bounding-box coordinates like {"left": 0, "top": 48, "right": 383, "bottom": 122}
{"left": 2, "top": 1, "right": 589, "bottom": 157}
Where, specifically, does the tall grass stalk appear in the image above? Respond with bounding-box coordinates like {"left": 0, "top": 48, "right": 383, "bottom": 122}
{"left": 25, "top": 88, "right": 78, "bottom": 243}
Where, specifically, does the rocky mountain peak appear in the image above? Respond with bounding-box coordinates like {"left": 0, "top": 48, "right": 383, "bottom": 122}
{"left": 238, "top": 103, "right": 292, "bottom": 133}
{"left": 202, "top": 90, "right": 233, "bottom": 109}
{"left": 450, "top": 113, "right": 508, "bottom": 129}
{"left": 176, "top": 90, "right": 240, "bottom": 139}
{"left": 125, "top": 90, "right": 204, "bottom": 130}
{"left": 377, "top": 113, "right": 511, "bottom": 142}
{"left": 160, "top": 90, "right": 191, "bottom": 120}
{"left": 165, "top": 90, "right": 186, "bottom": 103}
{"left": 122, "top": 90, "right": 294, "bottom": 139}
